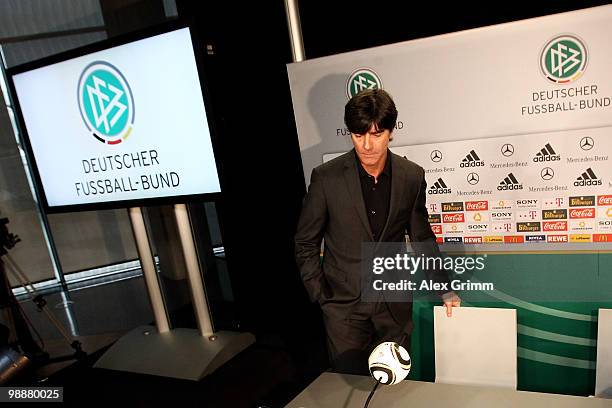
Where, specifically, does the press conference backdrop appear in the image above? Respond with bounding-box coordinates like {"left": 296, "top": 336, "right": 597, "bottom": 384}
{"left": 288, "top": 5, "right": 612, "bottom": 395}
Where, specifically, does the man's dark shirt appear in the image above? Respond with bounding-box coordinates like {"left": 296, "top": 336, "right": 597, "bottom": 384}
{"left": 355, "top": 150, "right": 391, "bottom": 241}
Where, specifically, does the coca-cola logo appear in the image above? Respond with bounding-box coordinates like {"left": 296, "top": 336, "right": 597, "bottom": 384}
{"left": 569, "top": 208, "right": 595, "bottom": 219}
{"left": 431, "top": 225, "right": 442, "bottom": 234}
{"left": 543, "top": 221, "right": 568, "bottom": 231}
{"left": 442, "top": 213, "right": 465, "bottom": 223}
{"left": 465, "top": 201, "right": 488, "bottom": 211}
{"left": 598, "top": 195, "right": 612, "bottom": 206}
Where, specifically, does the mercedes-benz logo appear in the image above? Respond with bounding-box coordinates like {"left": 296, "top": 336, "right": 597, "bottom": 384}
{"left": 501, "top": 143, "right": 514, "bottom": 157}
{"left": 541, "top": 167, "right": 554, "bottom": 180}
{"left": 580, "top": 136, "right": 594, "bottom": 151}
{"left": 467, "top": 172, "right": 479, "bottom": 185}
{"left": 430, "top": 150, "right": 442, "bottom": 162}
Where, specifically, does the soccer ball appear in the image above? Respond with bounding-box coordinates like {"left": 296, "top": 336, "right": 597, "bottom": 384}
{"left": 368, "top": 342, "right": 411, "bottom": 385}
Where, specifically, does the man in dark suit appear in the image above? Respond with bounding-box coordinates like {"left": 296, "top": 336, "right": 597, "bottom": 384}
{"left": 295, "top": 89, "right": 460, "bottom": 375}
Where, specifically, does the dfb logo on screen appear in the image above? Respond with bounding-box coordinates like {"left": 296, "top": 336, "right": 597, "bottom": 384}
{"left": 77, "top": 61, "right": 135, "bottom": 145}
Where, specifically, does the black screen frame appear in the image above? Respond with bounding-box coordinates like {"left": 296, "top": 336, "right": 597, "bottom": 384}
{"left": 5, "top": 21, "right": 225, "bottom": 214}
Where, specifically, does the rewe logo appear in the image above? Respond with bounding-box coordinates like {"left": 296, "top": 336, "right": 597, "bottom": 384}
{"left": 497, "top": 173, "right": 523, "bottom": 191}
{"left": 346, "top": 68, "right": 382, "bottom": 99}
{"left": 428, "top": 178, "right": 451, "bottom": 195}
{"left": 77, "top": 61, "right": 135, "bottom": 145}
{"left": 460, "top": 150, "right": 484, "bottom": 168}
{"left": 574, "top": 168, "right": 602, "bottom": 187}
{"left": 533, "top": 143, "right": 561, "bottom": 162}
{"left": 540, "top": 35, "right": 587, "bottom": 84}
{"left": 547, "top": 234, "right": 568, "bottom": 243}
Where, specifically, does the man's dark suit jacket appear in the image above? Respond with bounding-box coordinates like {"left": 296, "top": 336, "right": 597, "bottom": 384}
{"left": 295, "top": 149, "right": 448, "bottom": 333}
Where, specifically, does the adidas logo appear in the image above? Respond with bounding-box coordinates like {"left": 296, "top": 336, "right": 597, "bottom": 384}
{"left": 460, "top": 150, "right": 484, "bottom": 168}
{"left": 533, "top": 143, "right": 560, "bottom": 162}
{"left": 428, "top": 178, "right": 451, "bottom": 194}
{"left": 497, "top": 173, "right": 523, "bottom": 191}
{"left": 574, "top": 168, "right": 602, "bottom": 187}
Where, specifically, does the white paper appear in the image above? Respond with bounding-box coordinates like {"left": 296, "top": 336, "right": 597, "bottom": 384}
{"left": 434, "top": 305, "right": 517, "bottom": 388}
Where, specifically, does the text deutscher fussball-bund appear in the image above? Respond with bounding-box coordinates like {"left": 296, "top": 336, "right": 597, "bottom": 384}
{"left": 75, "top": 149, "right": 180, "bottom": 196}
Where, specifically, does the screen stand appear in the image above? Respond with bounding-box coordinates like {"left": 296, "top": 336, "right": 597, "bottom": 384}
{"left": 94, "top": 206, "right": 255, "bottom": 381}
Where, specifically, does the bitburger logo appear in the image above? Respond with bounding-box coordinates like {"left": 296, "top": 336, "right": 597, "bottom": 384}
{"left": 428, "top": 214, "right": 441, "bottom": 223}
{"left": 569, "top": 196, "right": 595, "bottom": 207}
{"left": 517, "top": 222, "right": 541, "bottom": 232}
{"left": 497, "top": 173, "right": 523, "bottom": 191}
{"left": 542, "top": 209, "right": 567, "bottom": 220}
{"left": 442, "top": 202, "right": 464, "bottom": 212}
{"left": 574, "top": 168, "right": 602, "bottom": 187}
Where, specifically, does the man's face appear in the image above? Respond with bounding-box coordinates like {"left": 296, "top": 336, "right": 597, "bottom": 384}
{"left": 351, "top": 124, "right": 391, "bottom": 167}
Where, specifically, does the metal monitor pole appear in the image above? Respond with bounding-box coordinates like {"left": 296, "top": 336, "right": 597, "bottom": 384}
{"left": 128, "top": 207, "right": 170, "bottom": 333}
{"left": 94, "top": 205, "right": 254, "bottom": 380}
{"left": 95, "top": 0, "right": 309, "bottom": 382}
{"left": 284, "top": 0, "right": 306, "bottom": 63}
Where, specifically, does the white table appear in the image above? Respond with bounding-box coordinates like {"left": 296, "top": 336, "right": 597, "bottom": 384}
{"left": 286, "top": 372, "right": 612, "bottom": 408}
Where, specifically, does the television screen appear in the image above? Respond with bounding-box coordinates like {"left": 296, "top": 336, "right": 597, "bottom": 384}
{"left": 9, "top": 26, "right": 221, "bottom": 211}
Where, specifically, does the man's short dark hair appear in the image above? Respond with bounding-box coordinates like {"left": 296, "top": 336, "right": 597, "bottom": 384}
{"left": 344, "top": 89, "right": 398, "bottom": 135}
